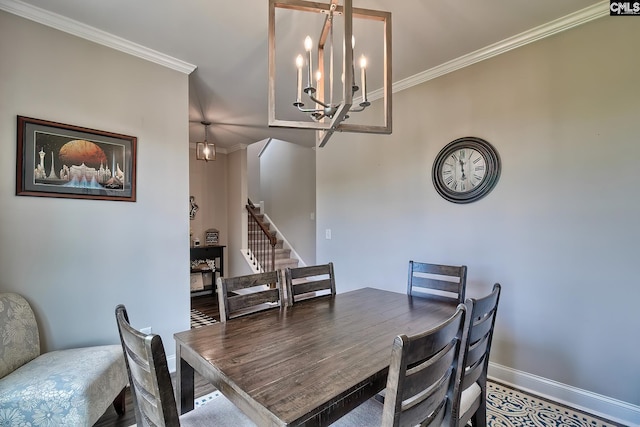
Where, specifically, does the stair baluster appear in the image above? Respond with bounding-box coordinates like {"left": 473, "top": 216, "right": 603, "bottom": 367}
{"left": 246, "top": 202, "right": 276, "bottom": 273}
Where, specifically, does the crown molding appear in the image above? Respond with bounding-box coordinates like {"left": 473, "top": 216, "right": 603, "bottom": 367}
{"left": 226, "top": 143, "right": 248, "bottom": 153}
{"left": 369, "top": 1, "right": 609, "bottom": 101}
{"left": 0, "top": 0, "right": 196, "bottom": 74}
{"left": 1, "top": 0, "right": 606, "bottom": 93}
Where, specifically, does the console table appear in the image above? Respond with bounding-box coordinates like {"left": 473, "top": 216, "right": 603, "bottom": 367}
{"left": 190, "top": 245, "right": 225, "bottom": 297}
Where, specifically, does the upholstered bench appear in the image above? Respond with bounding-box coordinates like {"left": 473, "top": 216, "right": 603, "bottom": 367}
{"left": 0, "top": 292, "right": 128, "bottom": 426}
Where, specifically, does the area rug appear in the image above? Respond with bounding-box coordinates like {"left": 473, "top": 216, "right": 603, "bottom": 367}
{"left": 191, "top": 381, "right": 624, "bottom": 427}
{"left": 485, "top": 381, "right": 623, "bottom": 427}
{"left": 190, "top": 308, "right": 217, "bottom": 328}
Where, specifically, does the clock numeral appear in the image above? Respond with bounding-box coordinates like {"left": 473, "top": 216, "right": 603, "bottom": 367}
{"left": 452, "top": 153, "right": 459, "bottom": 162}
{"left": 472, "top": 157, "right": 482, "bottom": 164}
{"left": 475, "top": 165, "right": 485, "bottom": 171}
{"left": 453, "top": 181, "right": 458, "bottom": 190}
{"left": 473, "top": 173, "right": 483, "bottom": 181}
{"left": 442, "top": 169, "right": 452, "bottom": 176}
{"left": 445, "top": 176, "right": 454, "bottom": 185}
{"left": 459, "top": 149, "right": 466, "bottom": 159}
{"left": 460, "top": 182, "right": 466, "bottom": 191}
{"left": 444, "top": 162, "right": 454, "bottom": 168}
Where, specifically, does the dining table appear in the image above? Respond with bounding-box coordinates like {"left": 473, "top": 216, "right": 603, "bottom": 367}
{"left": 174, "top": 287, "right": 458, "bottom": 426}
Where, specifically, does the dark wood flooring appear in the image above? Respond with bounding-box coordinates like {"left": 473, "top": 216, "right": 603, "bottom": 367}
{"left": 93, "top": 295, "right": 220, "bottom": 427}
{"left": 191, "top": 293, "right": 220, "bottom": 320}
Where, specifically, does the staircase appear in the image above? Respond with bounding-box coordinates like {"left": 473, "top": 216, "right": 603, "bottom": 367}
{"left": 246, "top": 204, "right": 299, "bottom": 273}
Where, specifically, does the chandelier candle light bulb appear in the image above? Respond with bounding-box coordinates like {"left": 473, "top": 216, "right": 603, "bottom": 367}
{"left": 296, "top": 54, "right": 304, "bottom": 105}
{"left": 268, "top": 0, "right": 391, "bottom": 146}
{"left": 304, "top": 36, "right": 313, "bottom": 91}
{"left": 360, "top": 55, "right": 368, "bottom": 104}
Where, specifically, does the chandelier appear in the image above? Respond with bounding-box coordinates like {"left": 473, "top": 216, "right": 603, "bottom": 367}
{"left": 196, "top": 121, "right": 216, "bottom": 161}
{"left": 268, "top": 0, "right": 392, "bottom": 147}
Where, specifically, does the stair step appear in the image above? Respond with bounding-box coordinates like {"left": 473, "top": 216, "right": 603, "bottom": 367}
{"left": 251, "top": 248, "right": 291, "bottom": 258}
{"left": 275, "top": 258, "right": 299, "bottom": 270}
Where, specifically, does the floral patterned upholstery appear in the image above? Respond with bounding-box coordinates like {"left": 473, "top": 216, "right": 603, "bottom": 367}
{"left": 0, "top": 293, "right": 128, "bottom": 426}
{"left": 0, "top": 292, "right": 40, "bottom": 379}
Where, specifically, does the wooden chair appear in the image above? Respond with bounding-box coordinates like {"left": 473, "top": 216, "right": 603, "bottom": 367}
{"left": 284, "top": 262, "right": 336, "bottom": 306}
{"left": 407, "top": 261, "right": 467, "bottom": 303}
{"left": 115, "top": 304, "right": 253, "bottom": 427}
{"left": 217, "top": 271, "right": 283, "bottom": 321}
{"left": 339, "top": 304, "right": 468, "bottom": 427}
{"left": 454, "top": 283, "right": 502, "bottom": 427}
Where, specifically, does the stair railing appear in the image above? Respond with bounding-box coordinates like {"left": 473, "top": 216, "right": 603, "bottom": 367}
{"left": 246, "top": 200, "right": 277, "bottom": 273}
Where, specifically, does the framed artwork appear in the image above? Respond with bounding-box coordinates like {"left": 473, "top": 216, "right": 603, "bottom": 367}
{"left": 16, "top": 116, "right": 137, "bottom": 202}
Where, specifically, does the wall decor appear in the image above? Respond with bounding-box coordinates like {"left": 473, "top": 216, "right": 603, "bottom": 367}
{"left": 205, "top": 228, "right": 219, "bottom": 246}
{"left": 189, "top": 196, "right": 199, "bottom": 220}
{"left": 432, "top": 136, "right": 501, "bottom": 204}
{"left": 16, "top": 116, "right": 137, "bottom": 202}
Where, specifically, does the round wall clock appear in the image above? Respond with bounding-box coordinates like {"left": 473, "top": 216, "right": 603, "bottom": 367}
{"left": 432, "top": 137, "right": 501, "bottom": 204}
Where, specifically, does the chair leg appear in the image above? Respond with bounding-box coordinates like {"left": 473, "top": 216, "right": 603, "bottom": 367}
{"left": 471, "top": 399, "right": 487, "bottom": 427}
{"left": 113, "top": 387, "right": 126, "bottom": 416}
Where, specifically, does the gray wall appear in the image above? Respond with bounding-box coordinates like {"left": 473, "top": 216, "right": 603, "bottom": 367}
{"left": 247, "top": 139, "right": 268, "bottom": 204}
{"left": 317, "top": 16, "right": 639, "bottom": 410}
{"left": 261, "top": 139, "right": 316, "bottom": 265}
{"left": 0, "top": 11, "right": 191, "bottom": 352}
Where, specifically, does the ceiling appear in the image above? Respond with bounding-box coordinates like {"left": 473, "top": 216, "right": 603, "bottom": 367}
{"left": 6, "top": 0, "right": 605, "bottom": 150}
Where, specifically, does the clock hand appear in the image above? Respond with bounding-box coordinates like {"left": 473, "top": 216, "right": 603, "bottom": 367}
{"left": 459, "top": 159, "right": 466, "bottom": 180}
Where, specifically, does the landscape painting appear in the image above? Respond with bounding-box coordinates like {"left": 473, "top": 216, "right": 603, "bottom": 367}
{"left": 16, "top": 116, "right": 137, "bottom": 202}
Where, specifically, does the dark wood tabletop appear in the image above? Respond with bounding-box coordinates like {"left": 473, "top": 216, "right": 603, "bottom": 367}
{"left": 174, "top": 287, "right": 457, "bottom": 426}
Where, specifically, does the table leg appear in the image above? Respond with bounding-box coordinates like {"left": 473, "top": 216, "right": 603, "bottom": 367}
{"left": 175, "top": 343, "right": 194, "bottom": 414}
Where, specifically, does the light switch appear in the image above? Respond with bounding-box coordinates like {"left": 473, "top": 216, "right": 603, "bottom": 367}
{"left": 325, "top": 229, "right": 332, "bottom": 240}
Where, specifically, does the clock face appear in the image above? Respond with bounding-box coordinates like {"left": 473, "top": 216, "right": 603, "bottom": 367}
{"left": 432, "top": 137, "right": 500, "bottom": 204}
{"left": 440, "top": 147, "right": 487, "bottom": 193}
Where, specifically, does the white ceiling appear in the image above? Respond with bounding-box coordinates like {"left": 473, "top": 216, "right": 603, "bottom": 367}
{"left": 3, "top": 0, "right": 606, "bottom": 149}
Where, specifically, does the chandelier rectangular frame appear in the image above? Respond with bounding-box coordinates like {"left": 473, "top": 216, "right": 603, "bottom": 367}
{"left": 268, "top": 0, "right": 392, "bottom": 147}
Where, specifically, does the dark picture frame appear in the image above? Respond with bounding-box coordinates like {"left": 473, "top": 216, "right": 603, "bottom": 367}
{"left": 16, "top": 116, "right": 137, "bottom": 202}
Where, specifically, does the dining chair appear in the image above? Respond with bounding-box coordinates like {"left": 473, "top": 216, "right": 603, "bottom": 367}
{"left": 217, "top": 270, "right": 283, "bottom": 321}
{"left": 335, "top": 304, "right": 468, "bottom": 427}
{"left": 284, "top": 262, "right": 336, "bottom": 306}
{"left": 454, "top": 283, "right": 501, "bottom": 427}
{"left": 407, "top": 260, "right": 468, "bottom": 303}
{"left": 114, "top": 304, "right": 254, "bottom": 427}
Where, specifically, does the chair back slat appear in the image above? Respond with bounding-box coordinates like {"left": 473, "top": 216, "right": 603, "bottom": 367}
{"left": 227, "top": 288, "right": 281, "bottom": 312}
{"left": 381, "top": 304, "right": 467, "bottom": 427}
{"left": 291, "top": 278, "right": 334, "bottom": 296}
{"left": 218, "top": 270, "right": 283, "bottom": 321}
{"left": 285, "top": 262, "right": 336, "bottom": 306}
{"left": 407, "top": 261, "right": 467, "bottom": 303}
{"left": 411, "top": 276, "right": 462, "bottom": 294}
{"left": 402, "top": 342, "right": 456, "bottom": 400}
{"left": 402, "top": 377, "right": 450, "bottom": 427}
{"left": 461, "top": 357, "right": 485, "bottom": 390}
{"left": 469, "top": 312, "right": 493, "bottom": 344}
{"left": 466, "top": 336, "right": 488, "bottom": 367}
{"left": 115, "top": 305, "right": 180, "bottom": 427}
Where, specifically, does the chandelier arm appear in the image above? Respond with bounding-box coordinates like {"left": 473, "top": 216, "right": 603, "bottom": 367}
{"left": 307, "top": 92, "right": 331, "bottom": 109}
{"left": 296, "top": 105, "right": 326, "bottom": 114}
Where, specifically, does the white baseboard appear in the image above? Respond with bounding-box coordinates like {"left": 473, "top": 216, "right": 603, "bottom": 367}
{"left": 489, "top": 362, "right": 640, "bottom": 426}
{"left": 168, "top": 355, "right": 176, "bottom": 373}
